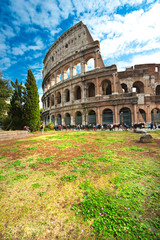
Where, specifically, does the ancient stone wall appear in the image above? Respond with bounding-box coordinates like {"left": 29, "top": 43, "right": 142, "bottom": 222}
{"left": 42, "top": 22, "right": 160, "bottom": 126}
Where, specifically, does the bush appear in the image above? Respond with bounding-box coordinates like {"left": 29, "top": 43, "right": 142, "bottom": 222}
{"left": 48, "top": 122, "right": 54, "bottom": 130}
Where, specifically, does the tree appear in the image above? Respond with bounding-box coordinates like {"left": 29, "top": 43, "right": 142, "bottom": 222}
{"left": 0, "top": 72, "right": 12, "bottom": 123}
{"left": 23, "top": 69, "right": 40, "bottom": 131}
{"left": 10, "top": 79, "right": 25, "bottom": 130}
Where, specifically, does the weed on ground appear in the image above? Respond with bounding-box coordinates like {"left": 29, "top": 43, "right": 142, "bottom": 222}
{"left": 0, "top": 130, "right": 159, "bottom": 239}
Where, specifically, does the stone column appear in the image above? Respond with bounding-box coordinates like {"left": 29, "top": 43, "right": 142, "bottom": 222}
{"left": 114, "top": 105, "right": 118, "bottom": 124}
{"left": 71, "top": 114, "right": 74, "bottom": 125}
{"left": 55, "top": 116, "right": 58, "bottom": 126}
{"left": 96, "top": 77, "right": 100, "bottom": 96}
{"left": 61, "top": 69, "right": 64, "bottom": 81}
{"left": 96, "top": 107, "right": 100, "bottom": 125}
{"left": 81, "top": 59, "right": 86, "bottom": 74}
{"left": 70, "top": 64, "right": 73, "bottom": 78}
{"left": 112, "top": 72, "right": 118, "bottom": 95}
{"left": 61, "top": 89, "right": 63, "bottom": 107}
{"left": 146, "top": 105, "right": 151, "bottom": 123}
{"left": 55, "top": 72, "right": 57, "bottom": 84}
{"left": 82, "top": 112, "right": 86, "bottom": 125}
{"left": 82, "top": 82, "right": 87, "bottom": 103}
{"left": 62, "top": 114, "right": 65, "bottom": 125}
{"left": 133, "top": 104, "right": 137, "bottom": 124}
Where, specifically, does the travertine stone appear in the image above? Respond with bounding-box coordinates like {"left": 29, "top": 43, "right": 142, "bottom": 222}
{"left": 41, "top": 22, "right": 160, "bottom": 126}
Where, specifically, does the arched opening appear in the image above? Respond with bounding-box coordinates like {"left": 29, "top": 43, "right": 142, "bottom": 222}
{"left": 120, "top": 108, "right": 132, "bottom": 126}
{"left": 51, "top": 74, "right": 55, "bottom": 86}
{"left": 88, "top": 110, "right": 96, "bottom": 125}
{"left": 156, "top": 85, "right": 160, "bottom": 95}
{"left": 88, "top": 83, "right": 95, "bottom": 97}
{"left": 64, "top": 89, "right": 70, "bottom": 102}
{"left": 47, "top": 96, "right": 50, "bottom": 108}
{"left": 151, "top": 108, "right": 160, "bottom": 123}
{"left": 57, "top": 114, "right": 62, "bottom": 125}
{"left": 51, "top": 115, "right": 55, "bottom": 125}
{"left": 48, "top": 115, "right": 50, "bottom": 123}
{"left": 56, "top": 92, "right": 61, "bottom": 104}
{"left": 102, "top": 109, "right": 113, "bottom": 124}
{"left": 102, "top": 80, "right": 112, "bottom": 95}
{"left": 73, "top": 61, "right": 81, "bottom": 76}
{"left": 121, "top": 83, "right": 128, "bottom": 93}
{"left": 133, "top": 81, "right": 144, "bottom": 93}
{"left": 74, "top": 86, "right": 81, "bottom": 100}
{"left": 65, "top": 113, "right": 71, "bottom": 126}
{"left": 86, "top": 58, "right": 94, "bottom": 72}
{"left": 57, "top": 70, "right": 61, "bottom": 83}
{"left": 64, "top": 66, "right": 70, "bottom": 80}
{"left": 75, "top": 111, "right": 82, "bottom": 125}
{"left": 51, "top": 95, "right": 54, "bottom": 106}
{"left": 138, "top": 109, "right": 146, "bottom": 122}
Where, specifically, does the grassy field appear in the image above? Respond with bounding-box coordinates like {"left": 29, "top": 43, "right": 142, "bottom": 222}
{"left": 0, "top": 130, "right": 160, "bottom": 239}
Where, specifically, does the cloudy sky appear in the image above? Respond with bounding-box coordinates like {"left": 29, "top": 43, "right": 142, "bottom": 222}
{"left": 0, "top": 0, "right": 160, "bottom": 107}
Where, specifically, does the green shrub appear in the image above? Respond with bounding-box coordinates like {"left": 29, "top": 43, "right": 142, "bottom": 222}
{"left": 48, "top": 122, "right": 54, "bottom": 130}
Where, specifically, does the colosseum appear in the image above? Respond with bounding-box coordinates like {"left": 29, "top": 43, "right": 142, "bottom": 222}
{"left": 42, "top": 21, "right": 160, "bottom": 127}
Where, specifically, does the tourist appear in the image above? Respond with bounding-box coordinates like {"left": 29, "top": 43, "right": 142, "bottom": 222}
{"left": 40, "top": 122, "right": 44, "bottom": 134}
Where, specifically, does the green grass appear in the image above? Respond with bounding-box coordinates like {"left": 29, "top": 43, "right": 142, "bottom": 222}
{"left": 32, "top": 183, "right": 41, "bottom": 189}
{"left": 61, "top": 175, "right": 78, "bottom": 182}
{"left": 37, "top": 157, "right": 54, "bottom": 163}
{"left": 0, "top": 130, "right": 159, "bottom": 239}
{"left": 26, "top": 146, "right": 37, "bottom": 150}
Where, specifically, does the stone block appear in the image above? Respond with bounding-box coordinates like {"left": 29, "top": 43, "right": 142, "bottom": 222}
{"left": 140, "top": 134, "right": 153, "bottom": 143}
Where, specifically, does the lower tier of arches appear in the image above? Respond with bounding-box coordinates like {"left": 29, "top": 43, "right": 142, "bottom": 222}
{"left": 43, "top": 107, "right": 160, "bottom": 127}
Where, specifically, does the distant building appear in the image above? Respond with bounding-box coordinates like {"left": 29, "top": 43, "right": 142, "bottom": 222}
{"left": 42, "top": 21, "right": 160, "bottom": 126}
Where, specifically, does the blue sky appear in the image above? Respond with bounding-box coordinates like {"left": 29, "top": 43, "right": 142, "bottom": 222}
{"left": 0, "top": 0, "right": 160, "bottom": 107}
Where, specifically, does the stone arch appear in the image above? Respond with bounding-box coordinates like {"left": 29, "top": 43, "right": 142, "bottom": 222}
{"left": 88, "top": 82, "right": 95, "bottom": 97}
{"left": 121, "top": 83, "right": 128, "bottom": 93}
{"left": 51, "top": 115, "right": 55, "bottom": 124}
{"left": 64, "top": 65, "right": 70, "bottom": 80}
{"left": 133, "top": 81, "right": 144, "bottom": 93}
{"left": 138, "top": 108, "right": 146, "bottom": 122}
{"left": 151, "top": 108, "right": 160, "bottom": 123}
{"left": 75, "top": 111, "right": 82, "bottom": 125}
{"left": 119, "top": 107, "right": 132, "bottom": 126}
{"left": 156, "top": 85, "right": 160, "bottom": 95}
{"left": 57, "top": 70, "right": 61, "bottom": 83}
{"left": 74, "top": 85, "right": 81, "bottom": 100}
{"left": 51, "top": 94, "right": 54, "bottom": 106}
{"left": 73, "top": 61, "right": 81, "bottom": 75}
{"left": 57, "top": 114, "right": 62, "bottom": 125}
{"left": 88, "top": 110, "right": 96, "bottom": 125}
{"left": 56, "top": 92, "right": 61, "bottom": 104}
{"left": 102, "top": 80, "right": 112, "bottom": 95}
{"left": 64, "top": 89, "right": 70, "bottom": 102}
{"left": 65, "top": 113, "right": 71, "bottom": 125}
{"left": 102, "top": 109, "right": 113, "bottom": 124}
{"left": 86, "top": 57, "right": 94, "bottom": 72}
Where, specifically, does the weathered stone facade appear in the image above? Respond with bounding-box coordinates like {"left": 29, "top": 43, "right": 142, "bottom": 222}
{"left": 42, "top": 21, "right": 160, "bottom": 126}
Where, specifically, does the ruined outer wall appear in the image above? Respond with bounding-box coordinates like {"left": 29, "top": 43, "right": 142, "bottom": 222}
{"left": 42, "top": 22, "right": 160, "bottom": 126}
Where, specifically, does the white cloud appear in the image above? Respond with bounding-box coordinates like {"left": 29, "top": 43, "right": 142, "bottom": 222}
{"left": 117, "top": 50, "right": 160, "bottom": 71}
{"left": 0, "top": 57, "right": 11, "bottom": 71}
{"left": 12, "top": 37, "right": 45, "bottom": 56}
{"left": 9, "top": 0, "right": 61, "bottom": 31}
{"left": 88, "top": 2, "right": 160, "bottom": 61}
{"left": 1, "top": 25, "right": 15, "bottom": 38}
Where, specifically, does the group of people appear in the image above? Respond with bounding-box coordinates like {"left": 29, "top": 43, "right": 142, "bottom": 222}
{"left": 24, "top": 122, "right": 159, "bottom": 133}
{"left": 150, "top": 122, "right": 157, "bottom": 130}
{"left": 51, "top": 123, "right": 129, "bottom": 131}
